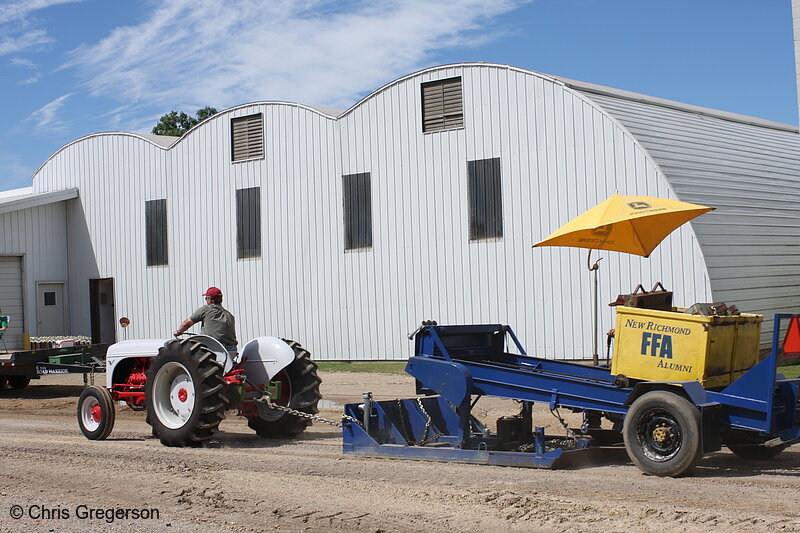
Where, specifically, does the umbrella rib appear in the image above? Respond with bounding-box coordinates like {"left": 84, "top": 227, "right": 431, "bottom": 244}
{"left": 628, "top": 221, "right": 647, "bottom": 256}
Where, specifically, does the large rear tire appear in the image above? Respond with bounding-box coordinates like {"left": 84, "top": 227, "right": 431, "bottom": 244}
{"left": 248, "top": 339, "right": 321, "bottom": 439}
{"left": 77, "top": 385, "right": 115, "bottom": 440}
{"left": 145, "top": 338, "right": 229, "bottom": 447}
{"left": 623, "top": 391, "right": 703, "bottom": 477}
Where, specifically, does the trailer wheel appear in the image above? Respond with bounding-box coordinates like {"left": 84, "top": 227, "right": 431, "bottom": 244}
{"left": 247, "top": 339, "right": 321, "bottom": 439}
{"left": 623, "top": 391, "right": 702, "bottom": 477}
{"left": 8, "top": 376, "right": 30, "bottom": 389}
{"left": 145, "top": 339, "right": 229, "bottom": 447}
{"left": 77, "top": 385, "right": 115, "bottom": 440}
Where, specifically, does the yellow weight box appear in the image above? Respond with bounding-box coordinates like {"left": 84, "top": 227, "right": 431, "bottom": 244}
{"left": 611, "top": 306, "right": 763, "bottom": 388}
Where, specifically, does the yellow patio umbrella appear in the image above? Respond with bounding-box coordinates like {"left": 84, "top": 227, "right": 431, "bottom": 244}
{"left": 533, "top": 194, "right": 714, "bottom": 363}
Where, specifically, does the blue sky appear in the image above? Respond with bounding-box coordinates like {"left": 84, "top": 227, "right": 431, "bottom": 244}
{"left": 0, "top": 0, "right": 796, "bottom": 192}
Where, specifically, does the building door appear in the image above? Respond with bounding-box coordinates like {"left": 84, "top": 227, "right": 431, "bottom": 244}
{"left": 90, "top": 278, "right": 116, "bottom": 344}
{"left": 0, "top": 256, "right": 24, "bottom": 350}
{"left": 36, "top": 282, "right": 66, "bottom": 336}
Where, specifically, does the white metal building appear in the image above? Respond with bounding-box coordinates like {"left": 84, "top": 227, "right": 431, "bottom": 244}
{"left": 1, "top": 63, "right": 798, "bottom": 359}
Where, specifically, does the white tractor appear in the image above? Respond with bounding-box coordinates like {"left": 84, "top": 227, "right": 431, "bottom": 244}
{"left": 77, "top": 334, "right": 321, "bottom": 446}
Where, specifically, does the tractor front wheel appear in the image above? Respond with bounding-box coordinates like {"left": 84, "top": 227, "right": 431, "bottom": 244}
{"left": 145, "top": 339, "right": 229, "bottom": 447}
{"left": 77, "top": 385, "right": 115, "bottom": 440}
{"left": 623, "top": 391, "right": 703, "bottom": 477}
{"left": 247, "top": 339, "right": 321, "bottom": 439}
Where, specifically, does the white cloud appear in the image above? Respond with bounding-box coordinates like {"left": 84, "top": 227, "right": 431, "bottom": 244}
{"left": 0, "top": 0, "right": 82, "bottom": 24}
{"left": 0, "top": 30, "right": 52, "bottom": 56}
{"left": 19, "top": 74, "right": 41, "bottom": 85}
{"left": 0, "top": 0, "right": 84, "bottom": 57}
{"left": 27, "top": 93, "right": 74, "bottom": 130}
{"left": 10, "top": 57, "right": 37, "bottom": 68}
{"left": 64, "top": 0, "right": 528, "bottom": 113}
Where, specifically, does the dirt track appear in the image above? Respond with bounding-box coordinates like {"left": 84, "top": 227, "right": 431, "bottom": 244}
{"left": 0, "top": 372, "right": 799, "bottom": 533}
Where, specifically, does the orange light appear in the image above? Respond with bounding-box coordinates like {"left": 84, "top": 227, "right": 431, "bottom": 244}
{"left": 782, "top": 315, "right": 800, "bottom": 358}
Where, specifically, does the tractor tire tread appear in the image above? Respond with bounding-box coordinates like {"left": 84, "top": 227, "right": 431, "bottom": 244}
{"left": 146, "top": 339, "right": 230, "bottom": 447}
{"left": 248, "top": 339, "right": 321, "bottom": 438}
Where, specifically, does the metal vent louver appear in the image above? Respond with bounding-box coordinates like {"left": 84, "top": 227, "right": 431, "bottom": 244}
{"left": 231, "top": 113, "right": 264, "bottom": 161}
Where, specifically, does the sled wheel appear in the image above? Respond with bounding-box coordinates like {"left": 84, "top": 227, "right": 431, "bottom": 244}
{"left": 78, "top": 385, "right": 116, "bottom": 440}
{"left": 145, "top": 338, "right": 229, "bottom": 447}
{"left": 623, "top": 391, "right": 702, "bottom": 477}
{"left": 613, "top": 374, "right": 630, "bottom": 388}
{"left": 8, "top": 376, "right": 30, "bottom": 389}
{"left": 248, "top": 339, "right": 321, "bottom": 439}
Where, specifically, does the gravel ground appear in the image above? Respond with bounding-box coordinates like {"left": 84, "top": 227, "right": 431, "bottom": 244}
{"left": 0, "top": 372, "right": 798, "bottom": 532}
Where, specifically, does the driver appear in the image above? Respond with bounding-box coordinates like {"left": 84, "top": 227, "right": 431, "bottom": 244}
{"left": 173, "top": 287, "right": 238, "bottom": 350}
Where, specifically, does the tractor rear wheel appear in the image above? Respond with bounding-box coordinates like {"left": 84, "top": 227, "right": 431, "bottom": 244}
{"left": 623, "top": 391, "right": 703, "bottom": 477}
{"left": 77, "top": 385, "right": 115, "bottom": 440}
{"left": 8, "top": 376, "right": 30, "bottom": 389}
{"left": 247, "top": 339, "right": 321, "bottom": 439}
{"left": 145, "top": 339, "right": 229, "bottom": 447}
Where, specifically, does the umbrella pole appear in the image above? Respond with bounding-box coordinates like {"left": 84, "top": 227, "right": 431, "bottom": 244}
{"left": 588, "top": 250, "right": 602, "bottom": 365}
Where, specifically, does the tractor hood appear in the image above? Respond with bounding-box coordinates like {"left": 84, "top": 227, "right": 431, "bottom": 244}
{"left": 107, "top": 339, "right": 167, "bottom": 360}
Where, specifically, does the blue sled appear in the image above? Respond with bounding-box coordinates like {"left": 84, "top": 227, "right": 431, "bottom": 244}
{"left": 342, "top": 316, "right": 800, "bottom": 476}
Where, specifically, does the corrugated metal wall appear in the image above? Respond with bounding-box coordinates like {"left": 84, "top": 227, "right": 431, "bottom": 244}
{"left": 31, "top": 64, "right": 712, "bottom": 359}
{"left": 584, "top": 91, "right": 800, "bottom": 345}
{"left": 0, "top": 202, "right": 70, "bottom": 343}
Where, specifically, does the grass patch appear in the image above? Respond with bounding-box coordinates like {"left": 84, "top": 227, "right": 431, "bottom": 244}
{"left": 317, "top": 361, "right": 407, "bottom": 374}
{"left": 780, "top": 364, "right": 800, "bottom": 379}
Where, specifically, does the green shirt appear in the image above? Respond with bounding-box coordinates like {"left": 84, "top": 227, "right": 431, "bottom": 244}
{"left": 0, "top": 316, "right": 7, "bottom": 330}
{"left": 189, "top": 305, "right": 237, "bottom": 347}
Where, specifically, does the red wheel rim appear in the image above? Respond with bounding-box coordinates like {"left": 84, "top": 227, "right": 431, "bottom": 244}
{"left": 91, "top": 404, "right": 102, "bottom": 423}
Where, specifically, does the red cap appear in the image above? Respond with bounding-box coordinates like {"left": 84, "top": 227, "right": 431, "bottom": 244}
{"left": 202, "top": 287, "right": 222, "bottom": 298}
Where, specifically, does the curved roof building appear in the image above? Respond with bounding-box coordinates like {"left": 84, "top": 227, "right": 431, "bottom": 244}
{"left": 3, "top": 63, "right": 798, "bottom": 358}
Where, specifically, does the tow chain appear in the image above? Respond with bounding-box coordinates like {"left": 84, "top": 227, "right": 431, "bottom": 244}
{"left": 253, "top": 386, "right": 441, "bottom": 444}
{"left": 549, "top": 407, "right": 579, "bottom": 448}
{"left": 395, "top": 398, "right": 443, "bottom": 446}
{"left": 254, "top": 395, "right": 361, "bottom": 428}
{"left": 243, "top": 373, "right": 361, "bottom": 428}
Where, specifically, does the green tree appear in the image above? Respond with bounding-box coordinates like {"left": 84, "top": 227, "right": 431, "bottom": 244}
{"left": 152, "top": 106, "right": 218, "bottom": 137}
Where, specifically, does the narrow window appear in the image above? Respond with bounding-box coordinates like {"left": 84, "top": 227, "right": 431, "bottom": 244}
{"left": 231, "top": 113, "right": 264, "bottom": 161}
{"left": 145, "top": 199, "right": 168, "bottom": 266}
{"left": 343, "top": 172, "right": 372, "bottom": 250}
{"left": 421, "top": 76, "right": 464, "bottom": 133}
{"left": 468, "top": 158, "right": 503, "bottom": 240}
{"left": 236, "top": 187, "right": 261, "bottom": 259}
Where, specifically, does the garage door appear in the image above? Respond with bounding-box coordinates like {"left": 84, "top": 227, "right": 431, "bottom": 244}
{"left": 0, "top": 256, "right": 24, "bottom": 351}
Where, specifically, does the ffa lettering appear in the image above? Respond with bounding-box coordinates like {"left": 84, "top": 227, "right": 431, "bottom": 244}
{"left": 640, "top": 332, "right": 673, "bottom": 359}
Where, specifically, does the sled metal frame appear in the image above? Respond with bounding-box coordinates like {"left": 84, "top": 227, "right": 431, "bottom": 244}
{"left": 342, "top": 315, "right": 800, "bottom": 467}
